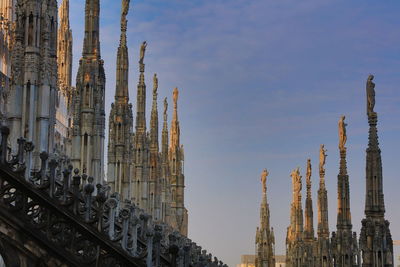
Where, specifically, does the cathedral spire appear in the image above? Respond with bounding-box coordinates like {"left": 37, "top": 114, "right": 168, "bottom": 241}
{"left": 304, "top": 159, "right": 314, "bottom": 241}
{"left": 170, "top": 87, "right": 180, "bottom": 148}
{"left": 162, "top": 97, "right": 169, "bottom": 163}
{"left": 255, "top": 169, "right": 275, "bottom": 267}
{"left": 83, "top": 0, "right": 101, "bottom": 58}
{"left": 115, "top": 0, "right": 130, "bottom": 102}
{"left": 364, "top": 75, "right": 385, "bottom": 217}
{"left": 106, "top": 0, "right": 132, "bottom": 200}
{"left": 360, "top": 75, "right": 393, "bottom": 267}
{"left": 58, "top": 0, "right": 73, "bottom": 91}
{"left": 317, "top": 144, "right": 329, "bottom": 238}
{"left": 135, "top": 41, "right": 147, "bottom": 133}
{"left": 337, "top": 115, "right": 352, "bottom": 230}
{"left": 150, "top": 74, "right": 159, "bottom": 150}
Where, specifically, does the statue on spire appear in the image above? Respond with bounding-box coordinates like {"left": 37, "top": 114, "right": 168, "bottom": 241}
{"left": 319, "top": 144, "right": 327, "bottom": 173}
{"left": 291, "top": 167, "right": 302, "bottom": 194}
{"left": 120, "top": 0, "right": 130, "bottom": 31}
{"left": 164, "top": 97, "right": 168, "bottom": 116}
{"left": 366, "top": 74, "right": 375, "bottom": 116}
{"left": 338, "top": 115, "right": 347, "bottom": 152}
{"left": 153, "top": 73, "right": 158, "bottom": 95}
{"left": 173, "top": 87, "right": 179, "bottom": 108}
{"left": 261, "top": 169, "right": 268, "bottom": 194}
{"left": 139, "top": 41, "right": 147, "bottom": 64}
{"left": 306, "top": 159, "right": 312, "bottom": 186}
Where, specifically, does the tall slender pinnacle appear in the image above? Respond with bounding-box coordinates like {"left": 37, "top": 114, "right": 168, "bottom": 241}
{"left": 360, "top": 75, "right": 393, "bottom": 267}
{"left": 107, "top": 0, "right": 132, "bottom": 200}
{"left": 58, "top": 0, "right": 73, "bottom": 91}
{"left": 170, "top": 87, "right": 180, "bottom": 148}
{"left": 162, "top": 97, "right": 169, "bottom": 163}
{"left": 255, "top": 169, "right": 275, "bottom": 267}
{"left": 150, "top": 74, "right": 159, "bottom": 150}
{"left": 317, "top": 144, "right": 329, "bottom": 238}
{"left": 115, "top": 0, "right": 130, "bottom": 102}
{"left": 364, "top": 75, "right": 385, "bottom": 217}
{"left": 83, "top": 0, "right": 101, "bottom": 58}
{"left": 72, "top": 0, "right": 106, "bottom": 181}
{"left": 135, "top": 41, "right": 147, "bottom": 133}
{"left": 337, "top": 115, "right": 352, "bottom": 230}
{"left": 304, "top": 159, "right": 314, "bottom": 241}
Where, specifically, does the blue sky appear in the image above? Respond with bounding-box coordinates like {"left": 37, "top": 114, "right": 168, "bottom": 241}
{"left": 68, "top": 0, "right": 400, "bottom": 266}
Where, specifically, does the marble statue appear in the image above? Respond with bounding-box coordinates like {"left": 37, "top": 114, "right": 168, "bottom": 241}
{"left": 338, "top": 115, "right": 347, "bottom": 151}
{"left": 139, "top": 41, "right": 147, "bottom": 64}
{"left": 261, "top": 169, "right": 268, "bottom": 193}
{"left": 319, "top": 144, "right": 327, "bottom": 172}
{"left": 122, "top": 0, "right": 130, "bottom": 17}
{"left": 163, "top": 97, "right": 168, "bottom": 115}
{"left": 173, "top": 87, "right": 179, "bottom": 106}
{"left": 366, "top": 74, "right": 375, "bottom": 116}
{"left": 153, "top": 73, "right": 158, "bottom": 95}
{"left": 291, "top": 168, "right": 302, "bottom": 193}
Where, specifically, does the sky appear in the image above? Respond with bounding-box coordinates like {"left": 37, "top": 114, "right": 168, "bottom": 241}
{"left": 68, "top": 0, "right": 400, "bottom": 266}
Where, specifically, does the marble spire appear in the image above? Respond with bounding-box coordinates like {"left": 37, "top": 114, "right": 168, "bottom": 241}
{"left": 359, "top": 75, "right": 393, "bottom": 267}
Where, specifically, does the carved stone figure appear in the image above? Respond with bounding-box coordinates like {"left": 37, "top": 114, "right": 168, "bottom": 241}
{"left": 291, "top": 168, "right": 302, "bottom": 193}
{"left": 261, "top": 169, "right": 268, "bottom": 193}
{"left": 164, "top": 97, "right": 168, "bottom": 115}
{"left": 120, "top": 0, "right": 130, "bottom": 31}
{"left": 139, "top": 41, "right": 147, "bottom": 64}
{"left": 153, "top": 73, "right": 158, "bottom": 95}
{"left": 338, "top": 115, "right": 347, "bottom": 151}
{"left": 366, "top": 74, "right": 375, "bottom": 116}
{"left": 173, "top": 87, "right": 179, "bottom": 107}
{"left": 319, "top": 144, "right": 327, "bottom": 172}
{"left": 122, "top": 0, "right": 130, "bottom": 17}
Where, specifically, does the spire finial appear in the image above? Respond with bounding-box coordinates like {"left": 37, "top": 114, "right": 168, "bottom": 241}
{"left": 153, "top": 74, "right": 158, "bottom": 98}
{"left": 173, "top": 87, "right": 179, "bottom": 109}
{"left": 319, "top": 144, "right": 327, "bottom": 174}
{"left": 261, "top": 169, "right": 268, "bottom": 194}
{"left": 139, "top": 41, "right": 147, "bottom": 65}
{"left": 306, "top": 159, "right": 312, "bottom": 196}
{"left": 338, "top": 115, "right": 347, "bottom": 152}
{"left": 164, "top": 97, "right": 168, "bottom": 117}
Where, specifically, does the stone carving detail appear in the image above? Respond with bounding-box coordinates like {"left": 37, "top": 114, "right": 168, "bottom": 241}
{"left": 338, "top": 115, "right": 347, "bottom": 151}
{"left": 319, "top": 144, "right": 327, "bottom": 173}
{"left": 139, "top": 41, "right": 147, "bottom": 65}
{"left": 366, "top": 74, "right": 375, "bottom": 116}
{"left": 0, "top": 126, "right": 226, "bottom": 267}
{"left": 261, "top": 169, "right": 268, "bottom": 194}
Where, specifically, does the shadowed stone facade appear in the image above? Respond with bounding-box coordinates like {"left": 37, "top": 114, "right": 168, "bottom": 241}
{"left": 7, "top": 0, "right": 58, "bottom": 170}
{"left": 71, "top": 0, "right": 106, "bottom": 183}
{"left": 55, "top": 0, "right": 73, "bottom": 157}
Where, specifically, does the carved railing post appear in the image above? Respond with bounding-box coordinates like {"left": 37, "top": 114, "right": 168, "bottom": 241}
{"left": 83, "top": 176, "right": 94, "bottom": 222}
{"left": 120, "top": 208, "right": 130, "bottom": 250}
{"left": 153, "top": 225, "right": 162, "bottom": 267}
{"left": 48, "top": 159, "right": 57, "bottom": 198}
{"left": 72, "top": 169, "right": 81, "bottom": 215}
{"left": 146, "top": 226, "right": 154, "bottom": 267}
{"left": 105, "top": 196, "right": 118, "bottom": 240}
{"left": 183, "top": 243, "right": 191, "bottom": 267}
{"left": 23, "top": 141, "right": 34, "bottom": 178}
{"left": 96, "top": 184, "right": 109, "bottom": 231}
{"left": 61, "top": 167, "right": 71, "bottom": 203}
{"left": 0, "top": 126, "right": 9, "bottom": 164}
{"left": 169, "top": 234, "right": 179, "bottom": 267}
{"left": 129, "top": 206, "right": 139, "bottom": 256}
{"left": 38, "top": 151, "right": 48, "bottom": 184}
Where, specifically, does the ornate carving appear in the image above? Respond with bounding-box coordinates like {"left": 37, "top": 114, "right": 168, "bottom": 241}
{"left": 139, "top": 41, "right": 147, "bottom": 64}
{"left": 366, "top": 74, "right": 375, "bottom": 116}
{"left": 338, "top": 115, "right": 347, "bottom": 152}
